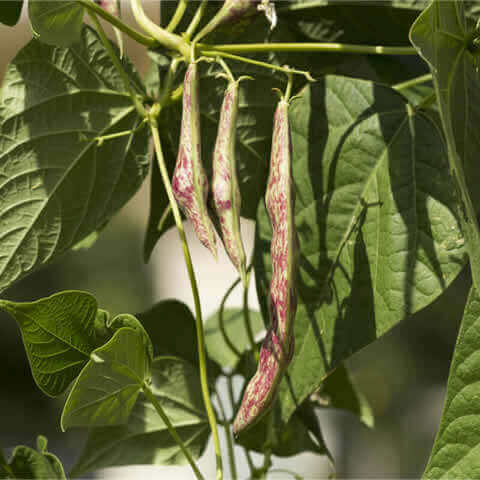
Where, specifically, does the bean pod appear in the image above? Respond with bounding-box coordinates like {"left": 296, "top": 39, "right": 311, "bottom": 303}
{"left": 233, "top": 97, "right": 298, "bottom": 435}
{"left": 172, "top": 63, "right": 217, "bottom": 257}
{"left": 195, "top": 0, "right": 261, "bottom": 41}
{"left": 212, "top": 79, "right": 247, "bottom": 284}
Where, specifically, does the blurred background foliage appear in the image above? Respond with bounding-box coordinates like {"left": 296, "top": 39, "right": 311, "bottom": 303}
{"left": 0, "top": 3, "right": 472, "bottom": 478}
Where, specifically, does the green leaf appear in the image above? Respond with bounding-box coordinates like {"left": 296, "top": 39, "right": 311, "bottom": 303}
{"left": 0, "top": 0, "right": 24, "bottom": 26}
{"left": 28, "top": 0, "right": 84, "bottom": 47}
{"left": 205, "top": 308, "right": 264, "bottom": 369}
{"left": 237, "top": 400, "right": 329, "bottom": 458}
{"left": 137, "top": 300, "right": 199, "bottom": 367}
{"left": 7, "top": 435, "right": 65, "bottom": 479}
{"left": 312, "top": 364, "right": 374, "bottom": 429}
{"left": 254, "top": 76, "right": 466, "bottom": 426}
{"left": 107, "top": 312, "right": 154, "bottom": 362}
{"left": 0, "top": 25, "right": 149, "bottom": 293}
{"left": 70, "top": 356, "right": 209, "bottom": 476}
{"left": 0, "top": 290, "right": 98, "bottom": 396}
{"left": 61, "top": 327, "right": 149, "bottom": 430}
{"left": 410, "top": 1, "right": 480, "bottom": 292}
{"left": 423, "top": 286, "right": 480, "bottom": 478}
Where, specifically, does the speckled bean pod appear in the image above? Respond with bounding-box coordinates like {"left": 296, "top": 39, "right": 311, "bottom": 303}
{"left": 195, "top": 0, "right": 261, "bottom": 41}
{"left": 212, "top": 80, "right": 247, "bottom": 284}
{"left": 233, "top": 98, "right": 298, "bottom": 435}
{"left": 172, "top": 63, "right": 217, "bottom": 257}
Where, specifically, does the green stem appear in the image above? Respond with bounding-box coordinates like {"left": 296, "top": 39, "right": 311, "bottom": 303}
{"left": 87, "top": 10, "right": 146, "bottom": 116}
{"left": 130, "top": 0, "right": 189, "bottom": 57}
{"left": 414, "top": 92, "right": 436, "bottom": 111}
{"left": 78, "top": 0, "right": 155, "bottom": 47}
{"left": 200, "top": 49, "right": 313, "bottom": 80}
{"left": 205, "top": 42, "right": 418, "bottom": 56}
{"left": 143, "top": 384, "right": 204, "bottom": 480}
{"left": 94, "top": 119, "right": 147, "bottom": 145}
{"left": 186, "top": 0, "right": 207, "bottom": 39}
{"left": 392, "top": 73, "right": 433, "bottom": 91}
{"left": 167, "top": 0, "right": 188, "bottom": 32}
{"left": 243, "top": 269, "right": 257, "bottom": 356}
{"left": 219, "top": 276, "right": 243, "bottom": 359}
{"left": 150, "top": 121, "right": 224, "bottom": 480}
{"left": 215, "top": 390, "right": 238, "bottom": 480}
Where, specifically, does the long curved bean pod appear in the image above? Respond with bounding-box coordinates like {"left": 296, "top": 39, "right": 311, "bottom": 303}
{"left": 172, "top": 63, "right": 217, "bottom": 257}
{"left": 212, "top": 79, "right": 247, "bottom": 285}
{"left": 233, "top": 96, "right": 298, "bottom": 435}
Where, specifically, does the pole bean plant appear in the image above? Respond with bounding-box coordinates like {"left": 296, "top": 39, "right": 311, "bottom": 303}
{"left": 1, "top": 0, "right": 480, "bottom": 478}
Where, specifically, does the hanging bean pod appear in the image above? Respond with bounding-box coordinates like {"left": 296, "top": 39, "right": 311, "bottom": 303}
{"left": 212, "top": 78, "right": 247, "bottom": 285}
{"left": 233, "top": 95, "right": 298, "bottom": 435}
{"left": 172, "top": 63, "right": 217, "bottom": 257}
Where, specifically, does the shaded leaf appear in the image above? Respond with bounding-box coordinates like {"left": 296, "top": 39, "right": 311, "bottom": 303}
{"left": 423, "top": 286, "right": 480, "bottom": 478}
{"left": 312, "top": 364, "right": 374, "bottom": 428}
{"left": 70, "top": 356, "right": 209, "bottom": 476}
{"left": 28, "top": 0, "right": 84, "bottom": 47}
{"left": 205, "top": 308, "right": 264, "bottom": 369}
{"left": 254, "top": 76, "right": 466, "bottom": 425}
{"left": 0, "top": 26, "right": 149, "bottom": 293}
{"left": 0, "top": 0, "right": 24, "bottom": 26}
{"left": 61, "top": 327, "right": 149, "bottom": 430}
{"left": 410, "top": 0, "right": 480, "bottom": 291}
{"left": 0, "top": 290, "right": 98, "bottom": 396}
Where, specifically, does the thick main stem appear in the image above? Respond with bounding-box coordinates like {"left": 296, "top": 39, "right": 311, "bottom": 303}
{"left": 204, "top": 42, "right": 418, "bottom": 56}
{"left": 143, "top": 384, "right": 204, "bottom": 480}
{"left": 150, "top": 122, "right": 223, "bottom": 480}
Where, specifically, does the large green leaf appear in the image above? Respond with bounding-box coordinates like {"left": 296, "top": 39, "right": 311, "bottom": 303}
{"left": 205, "top": 307, "right": 264, "bottom": 369}
{"left": 0, "top": 290, "right": 98, "bottom": 396}
{"left": 410, "top": 1, "right": 480, "bottom": 290}
{"left": 6, "top": 435, "right": 65, "bottom": 479}
{"left": 0, "top": 0, "right": 24, "bottom": 26}
{"left": 0, "top": 26, "right": 149, "bottom": 293}
{"left": 61, "top": 327, "right": 149, "bottom": 430}
{"left": 28, "top": 1, "right": 84, "bottom": 47}
{"left": 254, "top": 76, "right": 466, "bottom": 425}
{"left": 423, "top": 286, "right": 480, "bottom": 478}
{"left": 70, "top": 356, "right": 209, "bottom": 476}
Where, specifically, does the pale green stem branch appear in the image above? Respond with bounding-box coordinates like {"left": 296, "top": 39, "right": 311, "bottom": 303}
{"left": 78, "top": 0, "right": 156, "bottom": 46}
{"left": 130, "top": 0, "right": 189, "bottom": 57}
{"left": 143, "top": 384, "right": 204, "bottom": 480}
{"left": 215, "top": 390, "right": 238, "bottom": 480}
{"left": 243, "top": 269, "right": 257, "bottom": 356}
{"left": 393, "top": 73, "right": 433, "bottom": 91}
{"left": 219, "top": 276, "right": 243, "bottom": 359}
{"left": 150, "top": 121, "right": 223, "bottom": 480}
{"left": 167, "top": 0, "right": 188, "bottom": 32}
{"left": 186, "top": 0, "right": 208, "bottom": 39}
{"left": 87, "top": 10, "right": 146, "bottom": 116}
{"left": 205, "top": 42, "right": 418, "bottom": 56}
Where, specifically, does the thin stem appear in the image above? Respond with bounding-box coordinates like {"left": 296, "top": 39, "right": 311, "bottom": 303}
{"left": 219, "top": 276, "right": 243, "bottom": 359}
{"left": 78, "top": 0, "right": 155, "bottom": 47}
{"left": 94, "top": 119, "right": 147, "bottom": 145}
{"left": 167, "top": 0, "right": 188, "bottom": 32}
{"left": 143, "top": 384, "right": 204, "bottom": 480}
{"left": 243, "top": 269, "right": 257, "bottom": 355}
{"left": 205, "top": 42, "right": 418, "bottom": 56}
{"left": 150, "top": 121, "right": 224, "bottom": 480}
{"left": 393, "top": 73, "right": 433, "bottom": 91}
{"left": 215, "top": 390, "right": 238, "bottom": 480}
{"left": 217, "top": 57, "right": 235, "bottom": 83}
{"left": 186, "top": 0, "right": 208, "bottom": 39}
{"left": 87, "top": 10, "right": 146, "bottom": 116}
{"left": 200, "top": 49, "right": 313, "bottom": 81}
{"left": 130, "top": 0, "right": 190, "bottom": 57}
{"left": 414, "top": 92, "right": 436, "bottom": 111}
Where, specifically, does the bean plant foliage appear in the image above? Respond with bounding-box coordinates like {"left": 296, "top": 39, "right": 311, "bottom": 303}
{"left": 0, "top": 0, "right": 480, "bottom": 478}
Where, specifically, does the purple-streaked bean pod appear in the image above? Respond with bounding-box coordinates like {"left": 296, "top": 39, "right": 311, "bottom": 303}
{"left": 172, "top": 63, "right": 217, "bottom": 257}
{"left": 194, "top": 0, "right": 261, "bottom": 41}
{"left": 233, "top": 97, "right": 298, "bottom": 435}
{"left": 212, "top": 79, "right": 247, "bottom": 285}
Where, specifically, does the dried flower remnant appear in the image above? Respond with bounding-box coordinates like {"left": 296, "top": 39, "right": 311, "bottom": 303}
{"left": 233, "top": 95, "right": 298, "bottom": 435}
{"left": 172, "top": 63, "right": 217, "bottom": 257}
{"left": 212, "top": 78, "right": 247, "bottom": 285}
